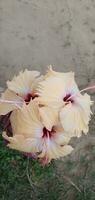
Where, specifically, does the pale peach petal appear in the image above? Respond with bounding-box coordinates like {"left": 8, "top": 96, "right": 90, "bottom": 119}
{"left": 3, "top": 132, "right": 41, "bottom": 153}
{"left": 0, "top": 89, "right": 23, "bottom": 115}
{"left": 75, "top": 93, "right": 93, "bottom": 120}
{"left": 60, "top": 145, "right": 73, "bottom": 157}
{"left": 25, "top": 138, "right": 43, "bottom": 153}
{"left": 3, "top": 130, "right": 73, "bottom": 159}
{"left": 45, "top": 66, "right": 74, "bottom": 79}
{"left": 7, "top": 69, "right": 41, "bottom": 97}
{"left": 10, "top": 101, "right": 43, "bottom": 138}
{"left": 37, "top": 72, "right": 75, "bottom": 106}
{"left": 60, "top": 105, "right": 85, "bottom": 137}
{"left": 38, "top": 138, "right": 73, "bottom": 162}
{"left": 53, "top": 132, "right": 71, "bottom": 145}
{"left": 60, "top": 93, "right": 92, "bottom": 137}
{"left": 38, "top": 138, "right": 62, "bottom": 160}
{"left": 39, "top": 105, "right": 59, "bottom": 131}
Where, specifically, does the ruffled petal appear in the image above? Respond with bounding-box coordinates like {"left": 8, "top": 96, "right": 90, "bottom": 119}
{"left": 45, "top": 66, "right": 74, "bottom": 79}
{"left": 10, "top": 101, "right": 43, "bottom": 138}
{"left": 53, "top": 132, "right": 71, "bottom": 145}
{"left": 39, "top": 105, "right": 59, "bottom": 131}
{"left": 7, "top": 69, "right": 41, "bottom": 97}
{"left": 75, "top": 93, "right": 93, "bottom": 121}
{"left": 3, "top": 132, "right": 42, "bottom": 153}
{"left": 0, "top": 89, "right": 23, "bottom": 115}
{"left": 38, "top": 137, "right": 73, "bottom": 162}
{"left": 60, "top": 93, "right": 92, "bottom": 137}
{"left": 60, "top": 145, "right": 73, "bottom": 156}
{"left": 37, "top": 69, "right": 76, "bottom": 108}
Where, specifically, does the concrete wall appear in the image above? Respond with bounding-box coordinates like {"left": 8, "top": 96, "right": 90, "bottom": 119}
{"left": 0, "top": 0, "right": 95, "bottom": 89}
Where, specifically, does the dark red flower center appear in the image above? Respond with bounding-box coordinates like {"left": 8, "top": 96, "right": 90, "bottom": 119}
{"left": 63, "top": 94, "right": 74, "bottom": 103}
{"left": 16, "top": 92, "right": 39, "bottom": 105}
{"left": 42, "top": 127, "right": 56, "bottom": 138}
{"left": 24, "top": 93, "right": 39, "bottom": 104}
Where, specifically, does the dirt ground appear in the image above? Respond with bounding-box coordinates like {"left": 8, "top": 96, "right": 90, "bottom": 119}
{"left": 0, "top": 0, "right": 95, "bottom": 199}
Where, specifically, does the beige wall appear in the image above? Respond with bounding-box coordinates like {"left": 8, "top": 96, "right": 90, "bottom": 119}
{"left": 0, "top": 0, "right": 95, "bottom": 89}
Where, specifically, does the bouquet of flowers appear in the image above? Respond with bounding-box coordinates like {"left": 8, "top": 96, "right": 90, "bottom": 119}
{"left": 0, "top": 66, "right": 94, "bottom": 165}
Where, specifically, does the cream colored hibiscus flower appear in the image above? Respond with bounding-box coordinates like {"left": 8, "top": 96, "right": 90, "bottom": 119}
{"left": 3, "top": 101, "right": 73, "bottom": 164}
{"left": 0, "top": 69, "right": 41, "bottom": 115}
{"left": 37, "top": 67, "right": 92, "bottom": 137}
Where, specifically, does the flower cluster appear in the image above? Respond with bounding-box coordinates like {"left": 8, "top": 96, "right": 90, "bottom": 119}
{"left": 0, "top": 67, "right": 93, "bottom": 165}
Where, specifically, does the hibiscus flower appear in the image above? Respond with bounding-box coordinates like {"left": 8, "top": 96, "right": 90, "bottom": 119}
{"left": 37, "top": 67, "right": 93, "bottom": 137}
{"left": 3, "top": 101, "right": 73, "bottom": 164}
{"left": 0, "top": 69, "right": 41, "bottom": 115}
